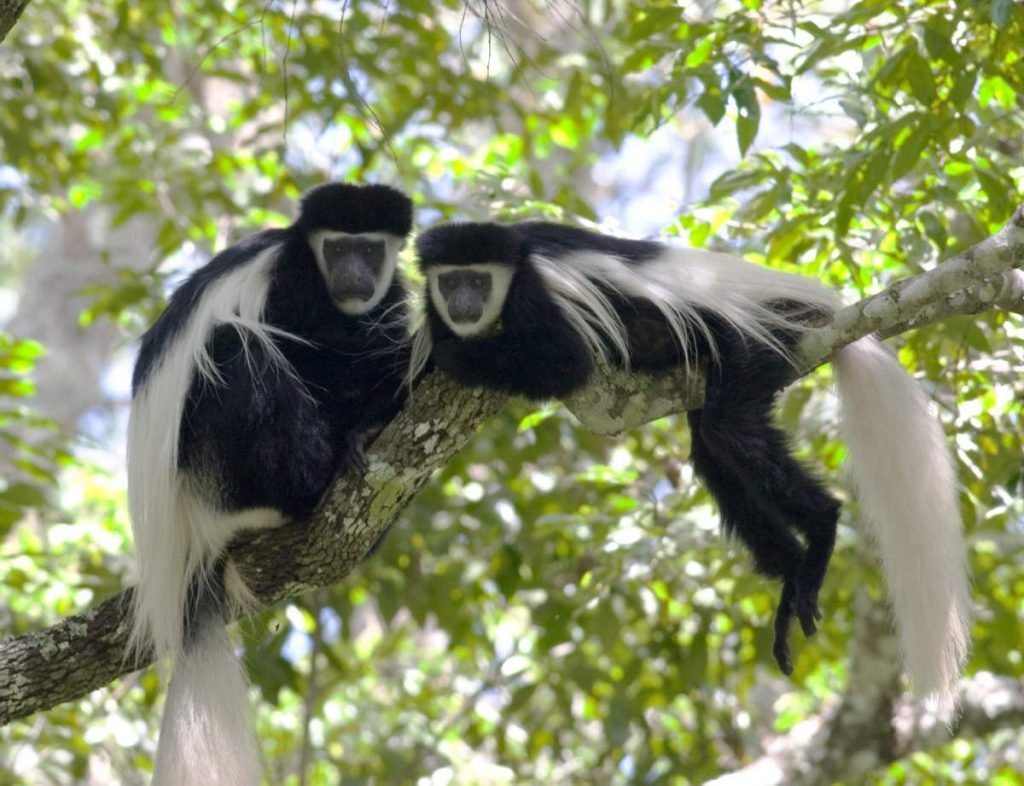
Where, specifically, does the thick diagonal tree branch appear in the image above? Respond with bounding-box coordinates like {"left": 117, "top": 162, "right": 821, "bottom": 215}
{"left": 1, "top": 206, "right": 1022, "bottom": 727}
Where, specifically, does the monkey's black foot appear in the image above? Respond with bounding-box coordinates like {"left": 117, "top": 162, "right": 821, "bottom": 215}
{"left": 772, "top": 580, "right": 798, "bottom": 675}
{"left": 772, "top": 636, "right": 794, "bottom": 676}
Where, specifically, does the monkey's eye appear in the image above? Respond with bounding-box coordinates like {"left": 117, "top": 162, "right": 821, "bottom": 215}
{"left": 438, "top": 276, "right": 457, "bottom": 294}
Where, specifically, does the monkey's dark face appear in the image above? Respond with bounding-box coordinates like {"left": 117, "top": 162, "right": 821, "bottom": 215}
{"left": 310, "top": 231, "right": 401, "bottom": 315}
{"left": 428, "top": 263, "right": 514, "bottom": 337}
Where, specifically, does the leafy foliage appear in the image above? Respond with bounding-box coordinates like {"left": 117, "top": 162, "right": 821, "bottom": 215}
{"left": 1, "top": 0, "right": 1022, "bottom": 783}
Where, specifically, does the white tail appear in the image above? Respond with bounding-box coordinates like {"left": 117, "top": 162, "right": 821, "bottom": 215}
{"left": 833, "top": 337, "right": 971, "bottom": 718}
{"left": 153, "top": 624, "right": 261, "bottom": 786}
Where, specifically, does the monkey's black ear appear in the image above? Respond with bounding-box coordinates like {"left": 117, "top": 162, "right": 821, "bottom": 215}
{"left": 297, "top": 182, "right": 413, "bottom": 237}
{"left": 415, "top": 222, "right": 526, "bottom": 271}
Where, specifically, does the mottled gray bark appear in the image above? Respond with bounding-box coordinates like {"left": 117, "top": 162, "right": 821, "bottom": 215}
{"left": 1, "top": 205, "right": 1021, "bottom": 728}
{"left": 0, "top": 0, "right": 30, "bottom": 42}
{"left": 0, "top": 374, "right": 504, "bottom": 725}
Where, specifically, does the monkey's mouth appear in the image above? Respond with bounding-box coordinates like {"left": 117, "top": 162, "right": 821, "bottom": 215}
{"left": 448, "top": 309, "right": 482, "bottom": 324}
{"left": 330, "top": 283, "right": 376, "bottom": 303}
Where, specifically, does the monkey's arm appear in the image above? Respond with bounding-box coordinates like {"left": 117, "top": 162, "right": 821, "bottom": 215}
{"left": 432, "top": 328, "right": 594, "bottom": 400}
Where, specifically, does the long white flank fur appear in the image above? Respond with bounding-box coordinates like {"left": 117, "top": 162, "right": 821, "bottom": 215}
{"left": 534, "top": 247, "right": 843, "bottom": 372}
{"left": 407, "top": 313, "right": 434, "bottom": 391}
{"left": 834, "top": 339, "right": 971, "bottom": 718}
{"left": 419, "top": 243, "right": 971, "bottom": 713}
{"left": 128, "top": 243, "right": 293, "bottom": 785}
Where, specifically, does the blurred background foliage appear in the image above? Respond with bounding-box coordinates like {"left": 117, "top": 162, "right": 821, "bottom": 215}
{"left": 1, "top": 0, "right": 1022, "bottom": 783}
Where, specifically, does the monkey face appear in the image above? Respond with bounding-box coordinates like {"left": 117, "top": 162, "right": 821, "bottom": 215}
{"left": 309, "top": 231, "right": 401, "bottom": 315}
{"left": 428, "top": 263, "right": 515, "bottom": 337}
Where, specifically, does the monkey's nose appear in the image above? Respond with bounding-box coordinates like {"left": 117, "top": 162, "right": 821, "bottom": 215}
{"left": 448, "top": 296, "right": 483, "bottom": 324}
{"left": 332, "top": 265, "right": 375, "bottom": 301}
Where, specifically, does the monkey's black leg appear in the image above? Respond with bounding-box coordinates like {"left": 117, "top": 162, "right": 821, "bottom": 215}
{"left": 745, "top": 423, "right": 840, "bottom": 636}
{"left": 698, "top": 370, "right": 839, "bottom": 640}
{"left": 709, "top": 411, "right": 838, "bottom": 637}
{"left": 688, "top": 409, "right": 806, "bottom": 675}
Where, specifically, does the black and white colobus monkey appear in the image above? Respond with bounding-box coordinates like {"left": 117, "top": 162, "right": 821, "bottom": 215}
{"left": 412, "top": 220, "right": 972, "bottom": 716}
{"left": 129, "top": 183, "right": 413, "bottom": 786}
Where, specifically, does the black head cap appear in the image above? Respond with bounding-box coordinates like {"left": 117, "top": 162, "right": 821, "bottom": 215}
{"left": 415, "top": 222, "right": 527, "bottom": 272}
{"left": 297, "top": 182, "right": 413, "bottom": 237}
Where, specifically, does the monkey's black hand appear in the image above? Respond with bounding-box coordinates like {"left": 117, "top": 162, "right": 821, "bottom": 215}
{"left": 772, "top": 578, "right": 825, "bottom": 674}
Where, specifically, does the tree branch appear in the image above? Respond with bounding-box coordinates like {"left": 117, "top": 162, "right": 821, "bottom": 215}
{"left": 800, "top": 204, "right": 1024, "bottom": 367}
{"left": 879, "top": 268, "right": 1024, "bottom": 339}
{"left": 1, "top": 376, "right": 505, "bottom": 725}
{"left": 1, "top": 206, "right": 1021, "bottom": 727}
{"left": 0, "top": 0, "right": 31, "bottom": 43}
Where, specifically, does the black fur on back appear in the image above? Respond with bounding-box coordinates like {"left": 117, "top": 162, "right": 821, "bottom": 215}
{"left": 415, "top": 222, "right": 527, "bottom": 270}
{"left": 296, "top": 182, "right": 413, "bottom": 238}
{"left": 515, "top": 221, "right": 663, "bottom": 264}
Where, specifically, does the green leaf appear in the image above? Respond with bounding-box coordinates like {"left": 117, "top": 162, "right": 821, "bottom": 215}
{"left": 905, "top": 49, "right": 937, "bottom": 105}
{"left": 978, "top": 75, "right": 1017, "bottom": 109}
{"left": 923, "top": 23, "right": 961, "bottom": 65}
{"left": 731, "top": 77, "right": 760, "bottom": 156}
{"left": 684, "top": 37, "right": 714, "bottom": 69}
{"left": 873, "top": 46, "right": 909, "bottom": 91}
{"left": 518, "top": 404, "right": 557, "bottom": 432}
{"left": 891, "top": 129, "right": 929, "bottom": 180}
{"left": 0, "top": 482, "right": 48, "bottom": 508}
{"left": 977, "top": 168, "right": 1010, "bottom": 218}
{"left": 0, "top": 501, "right": 22, "bottom": 537}
{"left": 950, "top": 70, "right": 977, "bottom": 108}
{"left": 708, "top": 168, "right": 767, "bottom": 200}
{"left": 754, "top": 76, "right": 790, "bottom": 102}
{"left": 696, "top": 88, "right": 726, "bottom": 126}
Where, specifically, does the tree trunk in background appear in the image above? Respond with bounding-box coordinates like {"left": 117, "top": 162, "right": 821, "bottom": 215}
{"left": 2, "top": 209, "right": 154, "bottom": 471}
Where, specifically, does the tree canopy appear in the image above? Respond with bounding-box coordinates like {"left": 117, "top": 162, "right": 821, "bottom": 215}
{"left": 1, "top": 1, "right": 1022, "bottom": 784}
